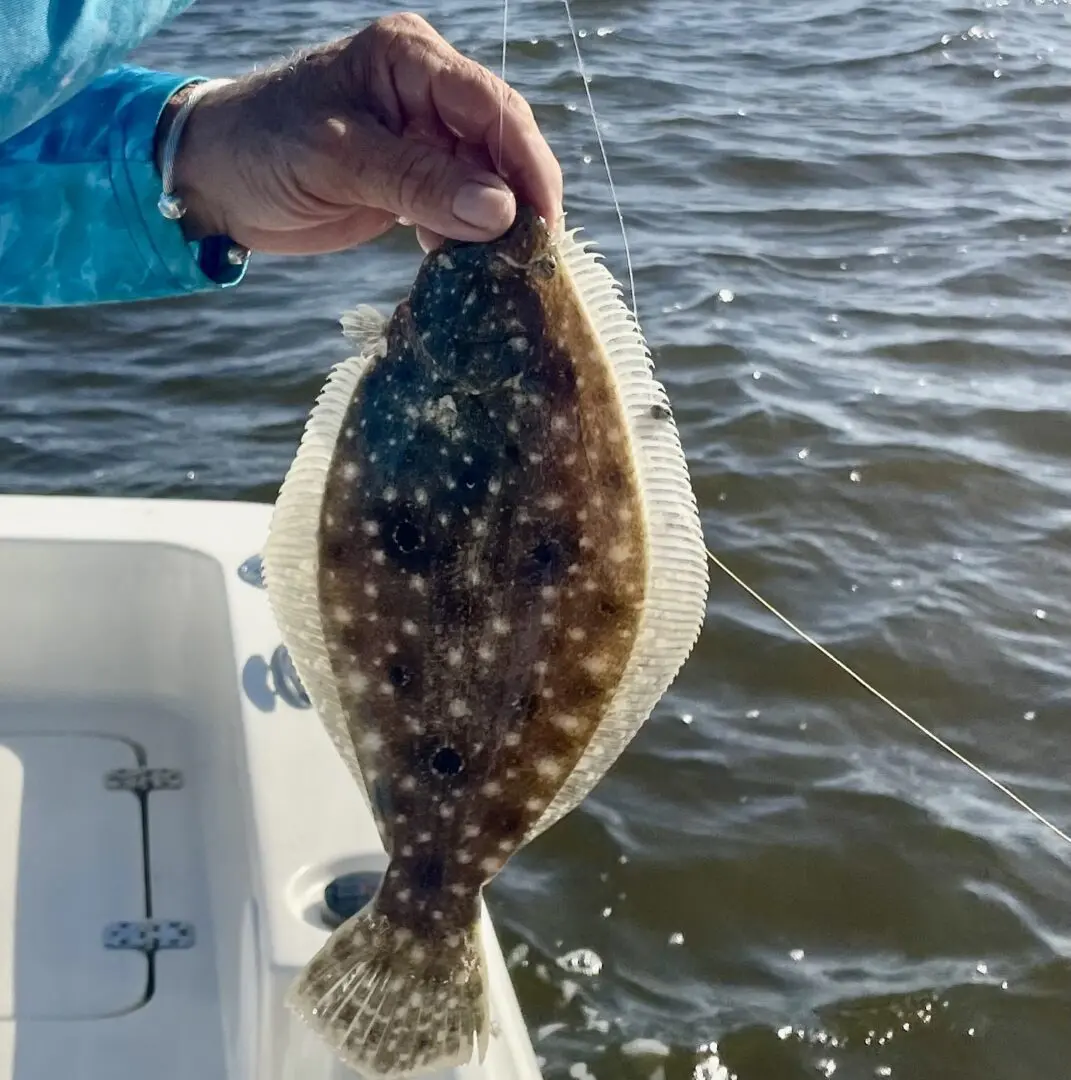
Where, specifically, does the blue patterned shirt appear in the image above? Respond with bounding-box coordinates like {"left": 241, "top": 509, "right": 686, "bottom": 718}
{"left": 0, "top": 0, "right": 246, "bottom": 307}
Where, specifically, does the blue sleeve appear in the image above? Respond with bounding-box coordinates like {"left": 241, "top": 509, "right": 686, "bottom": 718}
{"left": 1, "top": 0, "right": 196, "bottom": 142}
{"left": 0, "top": 65, "right": 247, "bottom": 307}
{"left": 0, "top": 0, "right": 247, "bottom": 308}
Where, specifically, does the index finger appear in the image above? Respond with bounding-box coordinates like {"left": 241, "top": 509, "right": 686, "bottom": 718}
{"left": 388, "top": 28, "right": 564, "bottom": 226}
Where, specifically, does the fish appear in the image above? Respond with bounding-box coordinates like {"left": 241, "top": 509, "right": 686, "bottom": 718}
{"left": 261, "top": 204, "right": 709, "bottom": 1078}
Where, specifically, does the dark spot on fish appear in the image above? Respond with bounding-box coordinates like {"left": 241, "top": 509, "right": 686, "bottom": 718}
{"left": 411, "top": 855, "right": 445, "bottom": 891}
{"left": 519, "top": 536, "right": 570, "bottom": 586}
{"left": 650, "top": 403, "right": 672, "bottom": 420}
{"left": 377, "top": 503, "right": 435, "bottom": 572}
{"left": 431, "top": 746, "right": 464, "bottom": 777}
{"left": 602, "top": 463, "right": 628, "bottom": 492}
{"left": 392, "top": 519, "right": 424, "bottom": 555}
{"left": 504, "top": 442, "right": 522, "bottom": 467}
{"left": 388, "top": 663, "right": 413, "bottom": 688}
{"left": 598, "top": 597, "right": 623, "bottom": 618}
{"left": 513, "top": 694, "right": 541, "bottom": 722}
{"left": 494, "top": 806, "right": 525, "bottom": 835}
{"left": 323, "top": 538, "right": 348, "bottom": 562}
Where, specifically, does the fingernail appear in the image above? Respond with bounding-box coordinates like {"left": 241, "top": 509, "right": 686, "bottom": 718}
{"left": 452, "top": 175, "right": 515, "bottom": 232}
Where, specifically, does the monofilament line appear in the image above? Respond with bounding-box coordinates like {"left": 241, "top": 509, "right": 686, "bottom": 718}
{"left": 496, "top": 0, "right": 509, "bottom": 175}
{"left": 705, "top": 546, "right": 1071, "bottom": 849}
{"left": 561, "top": 0, "right": 639, "bottom": 321}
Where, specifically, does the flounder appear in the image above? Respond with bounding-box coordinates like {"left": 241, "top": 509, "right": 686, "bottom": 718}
{"left": 262, "top": 205, "right": 709, "bottom": 1078}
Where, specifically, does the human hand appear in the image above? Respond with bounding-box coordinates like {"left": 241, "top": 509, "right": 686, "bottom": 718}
{"left": 161, "top": 12, "right": 563, "bottom": 255}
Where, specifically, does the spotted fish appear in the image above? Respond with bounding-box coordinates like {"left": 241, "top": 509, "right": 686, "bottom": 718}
{"left": 261, "top": 205, "right": 709, "bottom": 1078}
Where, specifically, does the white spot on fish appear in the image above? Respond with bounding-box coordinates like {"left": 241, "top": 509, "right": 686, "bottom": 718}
{"left": 364, "top": 582, "right": 378, "bottom": 598}
{"left": 449, "top": 699, "right": 468, "bottom": 717}
{"left": 609, "top": 543, "right": 630, "bottom": 563}
{"left": 463, "top": 824, "right": 481, "bottom": 839}
{"left": 491, "top": 617, "right": 510, "bottom": 636}
{"left": 361, "top": 732, "right": 383, "bottom": 752}
{"left": 415, "top": 487, "right": 428, "bottom": 506}
{"left": 537, "top": 758, "right": 563, "bottom": 779}
{"left": 362, "top": 520, "right": 379, "bottom": 536}
{"left": 504, "top": 732, "right": 522, "bottom": 747}
{"left": 399, "top": 775, "right": 417, "bottom": 792}
{"left": 567, "top": 627, "right": 586, "bottom": 641}
{"left": 478, "top": 643, "right": 495, "bottom": 661}
{"left": 346, "top": 672, "right": 368, "bottom": 693}
{"left": 402, "top": 619, "right": 419, "bottom": 636}
{"left": 480, "top": 856, "right": 504, "bottom": 875}
{"left": 481, "top": 780, "right": 503, "bottom": 796}
{"left": 447, "top": 647, "right": 463, "bottom": 667}
{"left": 342, "top": 462, "right": 359, "bottom": 481}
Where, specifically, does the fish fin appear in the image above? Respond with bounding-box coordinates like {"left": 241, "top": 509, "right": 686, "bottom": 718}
{"left": 286, "top": 901, "right": 490, "bottom": 1079}
{"left": 262, "top": 347, "right": 377, "bottom": 808}
{"left": 340, "top": 305, "right": 389, "bottom": 354}
{"left": 525, "top": 218, "right": 710, "bottom": 842}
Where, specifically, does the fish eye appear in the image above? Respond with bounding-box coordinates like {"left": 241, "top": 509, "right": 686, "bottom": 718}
{"left": 533, "top": 254, "right": 557, "bottom": 279}
{"left": 431, "top": 746, "right": 464, "bottom": 777}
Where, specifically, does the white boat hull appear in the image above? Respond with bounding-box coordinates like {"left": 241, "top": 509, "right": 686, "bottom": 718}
{"left": 0, "top": 495, "right": 542, "bottom": 1080}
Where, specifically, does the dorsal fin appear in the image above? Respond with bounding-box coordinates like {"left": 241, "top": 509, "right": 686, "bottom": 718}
{"left": 525, "top": 217, "right": 710, "bottom": 842}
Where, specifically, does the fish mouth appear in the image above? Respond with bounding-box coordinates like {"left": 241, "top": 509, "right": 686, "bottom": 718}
{"left": 439, "top": 203, "right": 554, "bottom": 272}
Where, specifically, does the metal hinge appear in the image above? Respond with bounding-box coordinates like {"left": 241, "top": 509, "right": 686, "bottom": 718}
{"left": 104, "top": 767, "right": 184, "bottom": 793}
{"left": 103, "top": 919, "right": 196, "bottom": 952}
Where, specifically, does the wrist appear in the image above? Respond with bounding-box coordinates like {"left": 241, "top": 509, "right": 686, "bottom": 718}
{"left": 154, "top": 80, "right": 235, "bottom": 241}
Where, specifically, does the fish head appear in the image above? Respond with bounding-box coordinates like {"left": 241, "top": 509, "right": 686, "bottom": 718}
{"left": 402, "top": 206, "right": 559, "bottom": 389}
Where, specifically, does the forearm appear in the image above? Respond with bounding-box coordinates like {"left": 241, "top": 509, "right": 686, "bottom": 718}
{"left": 0, "top": 65, "right": 246, "bottom": 307}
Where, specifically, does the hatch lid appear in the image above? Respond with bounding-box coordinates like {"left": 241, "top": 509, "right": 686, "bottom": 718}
{"left": 0, "top": 734, "right": 148, "bottom": 1020}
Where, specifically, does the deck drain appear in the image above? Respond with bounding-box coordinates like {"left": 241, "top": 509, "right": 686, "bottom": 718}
{"left": 322, "top": 872, "right": 381, "bottom": 929}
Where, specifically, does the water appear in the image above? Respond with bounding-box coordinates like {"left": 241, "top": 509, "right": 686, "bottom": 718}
{"left": 4, "top": 0, "right": 1071, "bottom": 1076}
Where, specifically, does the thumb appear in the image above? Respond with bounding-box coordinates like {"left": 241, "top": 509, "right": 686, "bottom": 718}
{"left": 357, "top": 126, "right": 518, "bottom": 242}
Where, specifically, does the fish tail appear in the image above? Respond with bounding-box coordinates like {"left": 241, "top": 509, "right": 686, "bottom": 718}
{"left": 286, "top": 897, "right": 490, "bottom": 1078}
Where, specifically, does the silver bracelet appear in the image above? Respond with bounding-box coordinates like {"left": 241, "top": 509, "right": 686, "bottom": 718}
{"left": 157, "top": 77, "right": 234, "bottom": 222}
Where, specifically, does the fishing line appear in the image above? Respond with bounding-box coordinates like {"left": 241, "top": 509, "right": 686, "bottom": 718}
{"left": 559, "top": 0, "right": 639, "bottom": 322}
{"left": 705, "top": 546, "right": 1071, "bottom": 848}
{"left": 547, "top": 0, "right": 1071, "bottom": 850}
{"left": 496, "top": 0, "right": 509, "bottom": 175}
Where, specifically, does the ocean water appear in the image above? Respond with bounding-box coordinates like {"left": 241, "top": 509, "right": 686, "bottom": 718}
{"left": 3, "top": 1, "right": 1071, "bottom": 1077}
